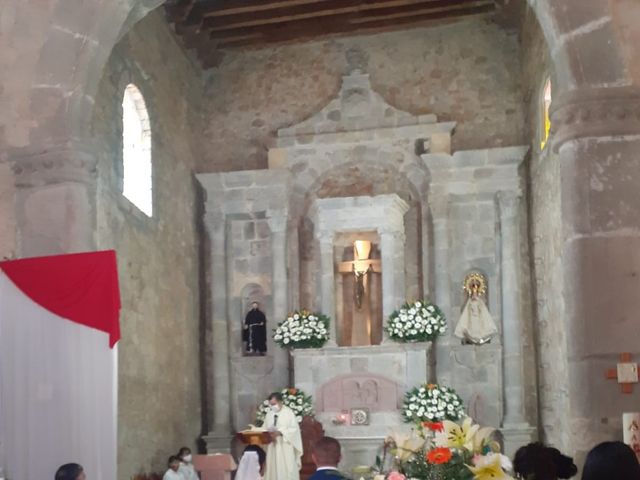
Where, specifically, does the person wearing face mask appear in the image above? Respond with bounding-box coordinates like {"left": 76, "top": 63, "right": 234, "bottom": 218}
{"left": 163, "top": 456, "right": 183, "bottom": 480}
{"left": 263, "top": 392, "right": 303, "bottom": 480}
{"left": 177, "top": 447, "right": 197, "bottom": 480}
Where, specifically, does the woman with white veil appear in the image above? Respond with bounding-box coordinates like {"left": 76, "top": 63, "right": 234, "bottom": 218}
{"left": 236, "top": 445, "right": 266, "bottom": 480}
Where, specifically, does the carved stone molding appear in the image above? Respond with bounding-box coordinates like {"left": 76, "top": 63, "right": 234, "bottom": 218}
{"left": 9, "top": 143, "right": 98, "bottom": 187}
{"left": 550, "top": 86, "right": 640, "bottom": 152}
{"left": 267, "top": 211, "right": 289, "bottom": 233}
{"left": 497, "top": 191, "right": 521, "bottom": 220}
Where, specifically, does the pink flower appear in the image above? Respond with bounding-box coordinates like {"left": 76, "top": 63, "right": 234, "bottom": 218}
{"left": 388, "top": 472, "right": 406, "bottom": 480}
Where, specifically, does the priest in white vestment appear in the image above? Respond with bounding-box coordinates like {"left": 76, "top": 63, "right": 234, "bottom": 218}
{"left": 263, "top": 392, "right": 303, "bottom": 480}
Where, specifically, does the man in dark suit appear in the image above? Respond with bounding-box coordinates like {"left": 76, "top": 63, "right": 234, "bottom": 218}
{"left": 308, "top": 436, "right": 349, "bottom": 480}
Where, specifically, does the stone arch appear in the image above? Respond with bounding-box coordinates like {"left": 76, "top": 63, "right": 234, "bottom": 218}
{"left": 6, "top": 0, "right": 166, "bottom": 256}
{"left": 525, "top": 0, "right": 629, "bottom": 91}
{"left": 295, "top": 158, "right": 429, "bottom": 307}
{"left": 18, "top": 0, "right": 164, "bottom": 156}
{"left": 295, "top": 157, "right": 426, "bottom": 222}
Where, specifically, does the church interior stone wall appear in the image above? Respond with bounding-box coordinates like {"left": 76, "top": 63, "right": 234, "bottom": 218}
{"left": 91, "top": 11, "right": 205, "bottom": 479}
{"left": 3, "top": 0, "right": 640, "bottom": 477}
{"left": 202, "top": 17, "right": 525, "bottom": 172}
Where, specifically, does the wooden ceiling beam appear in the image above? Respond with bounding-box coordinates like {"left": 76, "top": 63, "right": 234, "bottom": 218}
{"left": 209, "top": 16, "right": 350, "bottom": 41}
{"left": 203, "top": 0, "right": 331, "bottom": 18}
{"left": 348, "top": 3, "right": 494, "bottom": 27}
{"left": 203, "top": 0, "right": 365, "bottom": 30}
{"left": 214, "top": 3, "right": 492, "bottom": 47}
{"left": 349, "top": 0, "right": 493, "bottom": 24}
{"left": 202, "top": 0, "right": 481, "bottom": 31}
{"left": 207, "top": 0, "right": 491, "bottom": 39}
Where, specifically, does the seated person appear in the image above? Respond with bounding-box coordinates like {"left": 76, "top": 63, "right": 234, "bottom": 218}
{"left": 582, "top": 441, "right": 640, "bottom": 480}
{"left": 236, "top": 445, "right": 267, "bottom": 480}
{"left": 162, "top": 456, "right": 183, "bottom": 480}
{"left": 309, "top": 436, "right": 348, "bottom": 480}
{"left": 513, "top": 442, "right": 577, "bottom": 480}
{"left": 177, "top": 447, "right": 198, "bottom": 480}
{"left": 55, "top": 463, "right": 86, "bottom": 480}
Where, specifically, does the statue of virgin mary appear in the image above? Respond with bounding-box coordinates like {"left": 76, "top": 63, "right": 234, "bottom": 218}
{"left": 454, "top": 273, "right": 497, "bottom": 344}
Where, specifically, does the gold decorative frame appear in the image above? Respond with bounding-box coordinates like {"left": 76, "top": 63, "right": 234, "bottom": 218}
{"left": 462, "top": 272, "right": 487, "bottom": 298}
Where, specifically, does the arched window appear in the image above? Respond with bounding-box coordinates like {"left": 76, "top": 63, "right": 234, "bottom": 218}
{"left": 540, "top": 77, "right": 552, "bottom": 150}
{"left": 122, "top": 84, "right": 152, "bottom": 216}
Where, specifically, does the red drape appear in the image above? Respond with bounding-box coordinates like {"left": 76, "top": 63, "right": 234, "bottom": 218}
{"left": 0, "top": 250, "right": 121, "bottom": 347}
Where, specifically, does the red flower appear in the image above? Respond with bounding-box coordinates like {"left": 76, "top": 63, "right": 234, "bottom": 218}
{"left": 288, "top": 388, "right": 298, "bottom": 394}
{"left": 422, "top": 421, "right": 444, "bottom": 432}
{"left": 426, "top": 447, "right": 453, "bottom": 465}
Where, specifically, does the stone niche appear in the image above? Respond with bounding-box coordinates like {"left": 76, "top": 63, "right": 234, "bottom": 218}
{"left": 308, "top": 194, "right": 409, "bottom": 347}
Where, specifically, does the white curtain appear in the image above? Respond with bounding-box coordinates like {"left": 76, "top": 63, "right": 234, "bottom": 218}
{"left": 0, "top": 272, "right": 117, "bottom": 480}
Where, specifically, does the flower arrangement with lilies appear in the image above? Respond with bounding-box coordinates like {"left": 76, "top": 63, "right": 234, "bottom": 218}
{"left": 273, "top": 309, "right": 330, "bottom": 349}
{"left": 386, "top": 300, "right": 447, "bottom": 343}
{"left": 402, "top": 384, "right": 466, "bottom": 424}
{"left": 373, "top": 418, "right": 514, "bottom": 480}
{"left": 255, "top": 387, "right": 314, "bottom": 426}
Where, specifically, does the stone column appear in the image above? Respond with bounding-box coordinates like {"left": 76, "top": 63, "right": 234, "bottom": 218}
{"left": 430, "top": 200, "right": 451, "bottom": 317}
{"left": 335, "top": 264, "right": 344, "bottom": 345}
{"left": 498, "top": 192, "right": 527, "bottom": 426}
{"left": 316, "top": 233, "right": 337, "bottom": 346}
{"left": 288, "top": 225, "right": 300, "bottom": 310}
{"left": 547, "top": 85, "right": 640, "bottom": 461}
{"left": 268, "top": 213, "right": 291, "bottom": 385}
{"left": 379, "top": 229, "right": 406, "bottom": 343}
{"left": 13, "top": 143, "right": 98, "bottom": 256}
{"left": 421, "top": 206, "right": 432, "bottom": 299}
{"left": 203, "top": 211, "right": 232, "bottom": 451}
{"left": 430, "top": 200, "right": 450, "bottom": 383}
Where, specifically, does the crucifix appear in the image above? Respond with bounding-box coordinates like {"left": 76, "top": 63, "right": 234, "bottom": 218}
{"left": 338, "top": 241, "right": 382, "bottom": 308}
{"left": 605, "top": 353, "right": 639, "bottom": 394}
{"left": 338, "top": 240, "right": 381, "bottom": 346}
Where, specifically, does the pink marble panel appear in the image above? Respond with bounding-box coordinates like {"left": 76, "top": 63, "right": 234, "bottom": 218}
{"left": 318, "top": 373, "right": 399, "bottom": 412}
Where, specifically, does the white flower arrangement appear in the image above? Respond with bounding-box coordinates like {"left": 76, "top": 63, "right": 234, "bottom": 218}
{"left": 386, "top": 300, "right": 447, "bottom": 343}
{"left": 402, "top": 383, "right": 465, "bottom": 424}
{"left": 255, "top": 388, "right": 314, "bottom": 426}
{"left": 273, "top": 309, "right": 330, "bottom": 349}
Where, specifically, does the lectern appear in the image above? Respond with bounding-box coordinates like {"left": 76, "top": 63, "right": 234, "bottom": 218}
{"left": 193, "top": 454, "right": 237, "bottom": 480}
